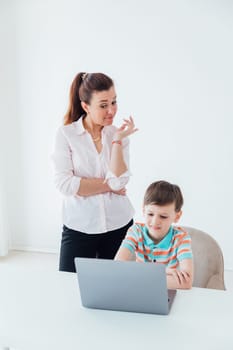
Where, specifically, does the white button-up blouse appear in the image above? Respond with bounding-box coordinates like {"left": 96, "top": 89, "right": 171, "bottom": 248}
{"left": 52, "top": 117, "right": 135, "bottom": 233}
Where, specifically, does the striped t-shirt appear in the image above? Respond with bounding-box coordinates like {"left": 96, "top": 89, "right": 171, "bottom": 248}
{"left": 120, "top": 223, "right": 192, "bottom": 268}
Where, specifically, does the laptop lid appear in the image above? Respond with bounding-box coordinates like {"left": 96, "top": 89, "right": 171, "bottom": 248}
{"left": 74, "top": 258, "right": 176, "bottom": 315}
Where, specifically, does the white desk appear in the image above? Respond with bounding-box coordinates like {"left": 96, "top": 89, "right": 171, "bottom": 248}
{"left": 0, "top": 268, "right": 233, "bottom": 350}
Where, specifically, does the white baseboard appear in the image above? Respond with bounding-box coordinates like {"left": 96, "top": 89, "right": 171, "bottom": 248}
{"left": 11, "top": 245, "right": 59, "bottom": 254}
{"left": 224, "top": 268, "right": 233, "bottom": 273}
{"left": 8, "top": 246, "right": 233, "bottom": 271}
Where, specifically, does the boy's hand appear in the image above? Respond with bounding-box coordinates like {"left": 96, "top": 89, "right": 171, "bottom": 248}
{"left": 166, "top": 267, "right": 191, "bottom": 285}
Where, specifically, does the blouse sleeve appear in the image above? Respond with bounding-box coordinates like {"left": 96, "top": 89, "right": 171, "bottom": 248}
{"left": 51, "top": 127, "right": 81, "bottom": 196}
{"left": 120, "top": 225, "right": 138, "bottom": 253}
{"left": 177, "top": 232, "right": 193, "bottom": 262}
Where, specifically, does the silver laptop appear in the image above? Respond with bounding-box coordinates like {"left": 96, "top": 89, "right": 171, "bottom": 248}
{"left": 74, "top": 258, "right": 177, "bottom": 315}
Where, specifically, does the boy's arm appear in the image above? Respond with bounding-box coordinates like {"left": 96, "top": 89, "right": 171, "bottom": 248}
{"left": 166, "top": 259, "right": 193, "bottom": 290}
{"left": 115, "top": 223, "right": 138, "bottom": 261}
{"left": 114, "top": 247, "right": 135, "bottom": 261}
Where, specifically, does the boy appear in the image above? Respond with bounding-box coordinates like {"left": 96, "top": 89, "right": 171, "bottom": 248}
{"left": 115, "top": 180, "right": 193, "bottom": 289}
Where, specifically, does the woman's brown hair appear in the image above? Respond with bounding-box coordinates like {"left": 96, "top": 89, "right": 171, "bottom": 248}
{"left": 64, "top": 72, "right": 114, "bottom": 125}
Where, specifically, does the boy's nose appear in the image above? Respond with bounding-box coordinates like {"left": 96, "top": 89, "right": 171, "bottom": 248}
{"left": 152, "top": 216, "right": 160, "bottom": 226}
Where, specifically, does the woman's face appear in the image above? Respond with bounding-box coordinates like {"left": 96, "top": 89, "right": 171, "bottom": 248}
{"left": 82, "top": 86, "right": 117, "bottom": 127}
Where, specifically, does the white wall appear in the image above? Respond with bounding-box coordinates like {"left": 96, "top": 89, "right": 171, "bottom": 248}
{"left": 2, "top": 0, "right": 233, "bottom": 267}
{"left": 0, "top": 1, "right": 21, "bottom": 254}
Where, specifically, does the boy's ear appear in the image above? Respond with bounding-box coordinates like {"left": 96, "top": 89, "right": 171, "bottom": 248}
{"left": 81, "top": 101, "right": 89, "bottom": 114}
{"left": 174, "top": 210, "right": 182, "bottom": 223}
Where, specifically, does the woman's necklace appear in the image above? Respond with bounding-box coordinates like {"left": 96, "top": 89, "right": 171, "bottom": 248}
{"left": 92, "top": 135, "right": 101, "bottom": 142}
{"left": 83, "top": 120, "right": 102, "bottom": 143}
{"left": 86, "top": 129, "right": 102, "bottom": 143}
{"left": 86, "top": 130, "right": 101, "bottom": 143}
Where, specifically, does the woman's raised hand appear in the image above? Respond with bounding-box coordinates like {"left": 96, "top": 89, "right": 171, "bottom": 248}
{"left": 114, "top": 116, "right": 138, "bottom": 140}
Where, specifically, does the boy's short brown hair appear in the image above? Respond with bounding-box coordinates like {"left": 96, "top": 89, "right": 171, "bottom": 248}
{"left": 143, "top": 180, "right": 183, "bottom": 212}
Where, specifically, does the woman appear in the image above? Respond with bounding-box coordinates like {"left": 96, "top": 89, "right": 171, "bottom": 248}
{"left": 52, "top": 72, "right": 138, "bottom": 272}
